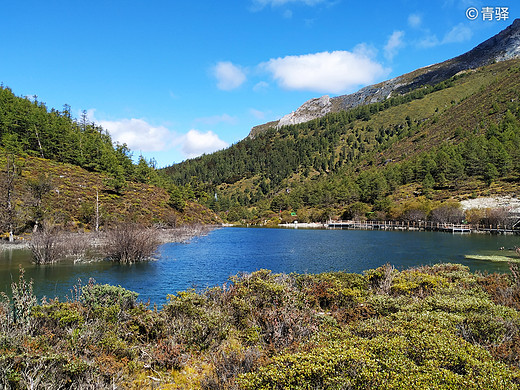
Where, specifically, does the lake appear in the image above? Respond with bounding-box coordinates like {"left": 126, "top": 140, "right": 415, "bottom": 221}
{"left": 0, "top": 227, "right": 518, "bottom": 305}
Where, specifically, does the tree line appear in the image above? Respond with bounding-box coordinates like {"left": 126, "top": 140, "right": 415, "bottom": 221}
{"left": 164, "top": 74, "right": 463, "bottom": 190}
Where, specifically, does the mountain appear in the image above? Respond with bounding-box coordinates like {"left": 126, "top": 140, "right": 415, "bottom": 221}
{"left": 250, "top": 19, "right": 520, "bottom": 137}
{"left": 164, "top": 21, "right": 520, "bottom": 224}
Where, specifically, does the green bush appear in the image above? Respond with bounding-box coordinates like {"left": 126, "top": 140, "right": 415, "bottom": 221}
{"left": 165, "top": 289, "right": 231, "bottom": 350}
{"left": 391, "top": 270, "right": 447, "bottom": 295}
{"left": 82, "top": 282, "right": 138, "bottom": 310}
{"left": 32, "top": 301, "right": 85, "bottom": 327}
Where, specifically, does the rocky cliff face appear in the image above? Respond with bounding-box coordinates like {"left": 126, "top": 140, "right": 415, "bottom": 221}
{"left": 249, "top": 18, "right": 520, "bottom": 137}
{"left": 276, "top": 95, "right": 332, "bottom": 128}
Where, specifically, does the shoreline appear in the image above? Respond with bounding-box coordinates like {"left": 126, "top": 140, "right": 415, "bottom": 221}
{"left": 326, "top": 220, "right": 520, "bottom": 235}
{"left": 2, "top": 220, "right": 517, "bottom": 255}
{"left": 0, "top": 224, "right": 220, "bottom": 254}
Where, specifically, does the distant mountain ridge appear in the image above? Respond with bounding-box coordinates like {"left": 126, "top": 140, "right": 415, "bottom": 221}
{"left": 249, "top": 18, "right": 520, "bottom": 137}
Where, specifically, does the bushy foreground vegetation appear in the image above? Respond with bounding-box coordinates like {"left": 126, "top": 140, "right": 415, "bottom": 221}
{"left": 1, "top": 263, "right": 520, "bottom": 388}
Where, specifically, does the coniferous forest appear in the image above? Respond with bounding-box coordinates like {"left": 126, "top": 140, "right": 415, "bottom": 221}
{"left": 0, "top": 85, "right": 159, "bottom": 186}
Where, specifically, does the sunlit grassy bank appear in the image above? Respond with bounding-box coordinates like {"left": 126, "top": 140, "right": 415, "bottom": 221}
{"left": 1, "top": 263, "right": 520, "bottom": 389}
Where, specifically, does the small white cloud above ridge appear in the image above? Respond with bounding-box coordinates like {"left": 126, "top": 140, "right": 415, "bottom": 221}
{"left": 443, "top": 23, "right": 473, "bottom": 44}
{"left": 418, "top": 23, "right": 473, "bottom": 48}
{"left": 214, "top": 61, "right": 246, "bottom": 91}
{"left": 384, "top": 30, "right": 405, "bottom": 61}
{"left": 262, "top": 49, "right": 390, "bottom": 94}
{"left": 249, "top": 108, "right": 267, "bottom": 119}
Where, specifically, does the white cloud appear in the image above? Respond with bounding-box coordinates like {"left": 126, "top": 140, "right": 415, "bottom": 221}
{"left": 261, "top": 49, "right": 390, "bottom": 94}
{"left": 418, "top": 34, "right": 440, "bottom": 48}
{"left": 214, "top": 61, "right": 246, "bottom": 90}
{"left": 384, "top": 30, "right": 405, "bottom": 61}
{"left": 181, "top": 130, "right": 228, "bottom": 158}
{"left": 195, "top": 114, "right": 238, "bottom": 125}
{"left": 418, "top": 23, "right": 473, "bottom": 48}
{"left": 99, "top": 118, "right": 173, "bottom": 152}
{"left": 352, "top": 43, "right": 378, "bottom": 59}
{"left": 442, "top": 23, "right": 473, "bottom": 44}
{"left": 408, "top": 13, "right": 422, "bottom": 28}
{"left": 88, "top": 111, "right": 229, "bottom": 160}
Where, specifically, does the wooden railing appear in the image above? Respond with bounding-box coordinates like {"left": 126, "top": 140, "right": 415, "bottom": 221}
{"left": 327, "top": 220, "right": 519, "bottom": 234}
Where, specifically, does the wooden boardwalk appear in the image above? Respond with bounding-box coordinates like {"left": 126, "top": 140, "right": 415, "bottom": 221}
{"left": 327, "top": 220, "right": 518, "bottom": 234}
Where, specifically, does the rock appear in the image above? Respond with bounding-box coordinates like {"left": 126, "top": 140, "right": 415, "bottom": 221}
{"left": 277, "top": 95, "right": 332, "bottom": 128}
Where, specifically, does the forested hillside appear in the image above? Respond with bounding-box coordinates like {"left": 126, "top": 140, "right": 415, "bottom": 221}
{"left": 164, "top": 60, "right": 520, "bottom": 223}
{"left": 0, "top": 86, "right": 155, "bottom": 185}
{"left": 0, "top": 86, "right": 219, "bottom": 235}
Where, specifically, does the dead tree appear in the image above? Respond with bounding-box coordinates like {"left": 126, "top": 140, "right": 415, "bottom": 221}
{"left": 1, "top": 155, "right": 18, "bottom": 242}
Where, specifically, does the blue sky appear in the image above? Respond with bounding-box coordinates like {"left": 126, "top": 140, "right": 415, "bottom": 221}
{"left": 0, "top": 0, "right": 515, "bottom": 167}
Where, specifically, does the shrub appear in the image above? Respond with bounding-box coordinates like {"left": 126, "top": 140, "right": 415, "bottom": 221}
{"left": 365, "top": 263, "right": 396, "bottom": 294}
{"left": 164, "top": 289, "right": 230, "bottom": 351}
{"left": 391, "top": 270, "right": 447, "bottom": 296}
{"left": 82, "top": 282, "right": 138, "bottom": 310}
{"left": 62, "top": 232, "right": 92, "bottom": 262}
{"left": 103, "top": 223, "right": 160, "bottom": 263}
{"left": 226, "top": 270, "right": 318, "bottom": 348}
{"left": 151, "top": 339, "right": 186, "bottom": 369}
{"left": 29, "top": 227, "right": 65, "bottom": 264}
{"left": 11, "top": 266, "right": 37, "bottom": 327}
{"left": 297, "top": 272, "right": 367, "bottom": 311}
{"left": 31, "top": 301, "right": 85, "bottom": 332}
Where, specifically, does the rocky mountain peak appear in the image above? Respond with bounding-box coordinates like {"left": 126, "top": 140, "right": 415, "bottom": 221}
{"left": 249, "top": 19, "right": 520, "bottom": 137}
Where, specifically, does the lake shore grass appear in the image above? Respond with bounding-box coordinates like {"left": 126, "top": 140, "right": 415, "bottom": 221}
{"left": 465, "top": 254, "right": 520, "bottom": 263}
{"left": 1, "top": 262, "right": 520, "bottom": 388}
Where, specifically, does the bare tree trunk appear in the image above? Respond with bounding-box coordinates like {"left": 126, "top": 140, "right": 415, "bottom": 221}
{"left": 95, "top": 190, "right": 100, "bottom": 233}
{"left": 33, "top": 125, "right": 44, "bottom": 159}
{"left": 5, "top": 156, "right": 15, "bottom": 242}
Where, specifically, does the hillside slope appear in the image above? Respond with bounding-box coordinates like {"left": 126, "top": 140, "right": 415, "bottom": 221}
{"left": 0, "top": 86, "right": 220, "bottom": 235}
{"left": 0, "top": 150, "right": 220, "bottom": 236}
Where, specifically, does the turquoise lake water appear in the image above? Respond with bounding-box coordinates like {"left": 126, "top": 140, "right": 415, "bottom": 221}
{"left": 0, "top": 227, "right": 518, "bottom": 305}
